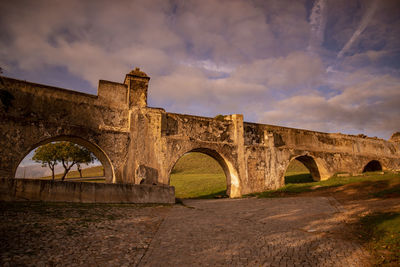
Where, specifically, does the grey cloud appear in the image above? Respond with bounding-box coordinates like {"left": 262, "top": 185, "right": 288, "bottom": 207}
{"left": 0, "top": 0, "right": 184, "bottom": 85}
{"left": 173, "top": 0, "right": 277, "bottom": 64}
{"left": 261, "top": 73, "right": 400, "bottom": 138}
{"left": 230, "top": 52, "right": 324, "bottom": 91}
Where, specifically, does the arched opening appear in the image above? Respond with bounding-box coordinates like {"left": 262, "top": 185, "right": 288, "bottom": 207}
{"left": 362, "top": 160, "right": 382, "bottom": 173}
{"left": 14, "top": 136, "right": 115, "bottom": 183}
{"left": 169, "top": 148, "right": 236, "bottom": 199}
{"left": 284, "top": 155, "right": 321, "bottom": 184}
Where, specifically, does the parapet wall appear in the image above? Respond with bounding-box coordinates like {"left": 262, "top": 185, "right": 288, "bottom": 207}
{"left": 162, "top": 113, "right": 234, "bottom": 143}
{"left": 0, "top": 179, "right": 175, "bottom": 204}
{"left": 244, "top": 122, "right": 400, "bottom": 158}
{"left": 1, "top": 77, "right": 130, "bottom": 130}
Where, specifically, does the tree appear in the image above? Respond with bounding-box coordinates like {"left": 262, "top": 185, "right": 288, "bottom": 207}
{"left": 56, "top": 142, "right": 80, "bottom": 181}
{"left": 32, "top": 143, "right": 59, "bottom": 180}
{"left": 32, "top": 141, "right": 95, "bottom": 181}
{"left": 74, "top": 146, "right": 94, "bottom": 178}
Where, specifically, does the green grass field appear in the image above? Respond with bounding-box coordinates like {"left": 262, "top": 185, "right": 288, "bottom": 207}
{"left": 358, "top": 211, "right": 400, "bottom": 265}
{"left": 284, "top": 160, "right": 313, "bottom": 183}
{"left": 170, "top": 173, "right": 227, "bottom": 199}
{"left": 248, "top": 171, "right": 400, "bottom": 198}
{"left": 42, "top": 165, "right": 105, "bottom": 182}
{"left": 170, "top": 152, "right": 227, "bottom": 199}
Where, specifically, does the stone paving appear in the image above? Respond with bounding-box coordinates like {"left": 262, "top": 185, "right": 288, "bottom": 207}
{"left": 0, "top": 203, "right": 170, "bottom": 266}
{"left": 0, "top": 197, "right": 370, "bottom": 266}
{"left": 140, "top": 197, "right": 369, "bottom": 266}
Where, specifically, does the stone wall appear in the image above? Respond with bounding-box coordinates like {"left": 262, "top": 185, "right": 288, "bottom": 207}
{"left": 0, "top": 178, "right": 175, "bottom": 203}
{"left": 163, "top": 113, "right": 234, "bottom": 143}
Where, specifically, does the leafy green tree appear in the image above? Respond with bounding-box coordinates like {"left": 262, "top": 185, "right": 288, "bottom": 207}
{"left": 32, "top": 141, "right": 95, "bottom": 181}
{"left": 56, "top": 142, "right": 96, "bottom": 181}
{"left": 74, "top": 147, "right": 95, "bottom": 178}
{"left": 32, "top": 143, "right": 59, "bottom": 180}
{"left": 56, "top": 142, "right": 79, "bottom": 181}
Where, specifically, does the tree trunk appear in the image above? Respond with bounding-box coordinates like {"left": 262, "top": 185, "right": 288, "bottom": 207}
{"left": 77, "top": 164, "right": 83, "bottom": 178}
{"left": 50, "top": 165, "right": 55, "bottom": 180}
{"left": 61, "top": 169, "right": 68, "bottom": 181}
{"left": 61, "top": 161, "right": 75, "bottom": 181}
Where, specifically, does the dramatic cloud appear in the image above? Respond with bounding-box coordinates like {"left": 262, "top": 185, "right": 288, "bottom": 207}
{"left": 262, "top": 73, "right": 400, "bottom": 137}
{"left": 0, "top": 0, "right": 399, "bottom": 138}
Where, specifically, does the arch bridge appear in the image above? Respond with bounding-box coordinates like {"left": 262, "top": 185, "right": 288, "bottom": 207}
{"left": 1, "top": 69, "right": 399, "bottom": 198}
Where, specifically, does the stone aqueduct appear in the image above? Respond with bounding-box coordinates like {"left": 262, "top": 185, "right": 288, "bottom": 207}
{"left": 1, "top": 69, "right": 400, "bottom": 198}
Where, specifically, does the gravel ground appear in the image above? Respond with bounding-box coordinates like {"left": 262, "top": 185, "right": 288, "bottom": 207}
{"left": 0, "top": 202, "right": 171, "bottom": 267}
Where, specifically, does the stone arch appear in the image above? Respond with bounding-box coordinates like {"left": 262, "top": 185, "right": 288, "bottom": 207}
{"left": 284, "top": 154, "right": 330, "bottom": 183}
{"left": 167, "top": 147, "right": 241, "bottom": 197}
{"left": 362, "top": 160, "right": 382, "bottom": 173}
{"left": 13, "top": 135, "right": 115, "bottom": 183}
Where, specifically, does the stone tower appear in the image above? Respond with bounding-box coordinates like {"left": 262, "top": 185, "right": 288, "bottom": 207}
{"left": 124, "top": 67, "right": 150, "bottom": 108}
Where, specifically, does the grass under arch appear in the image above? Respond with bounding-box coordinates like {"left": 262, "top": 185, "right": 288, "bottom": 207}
{"left": 284, "top": 159, "right": 313, "bottom": 184}
{"left": 170, "top": 152, "right": 228, "bottom": 199}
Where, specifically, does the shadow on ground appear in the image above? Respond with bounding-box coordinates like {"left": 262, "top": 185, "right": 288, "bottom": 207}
{"left": 285, "top": 173, "right": 313, "bottom": 184}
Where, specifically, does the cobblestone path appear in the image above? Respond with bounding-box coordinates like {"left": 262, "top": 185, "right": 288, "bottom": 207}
{"left": 1, "top": 197, "right": 370, "bottom": 266}
{"left": 0, "top": 203, "right": 170, "bottom": 267}
{"left": 139, "top": 197, "right": 369, "bottom": 266}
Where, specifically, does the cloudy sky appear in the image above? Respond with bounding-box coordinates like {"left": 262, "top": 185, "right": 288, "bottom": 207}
{"left": 1, "top": 0, "right": 400, "bottom": 139}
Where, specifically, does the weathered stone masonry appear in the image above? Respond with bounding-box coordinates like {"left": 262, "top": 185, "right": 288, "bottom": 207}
{"left": 1, "top": 69, "right": 400, "bottom": 198}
